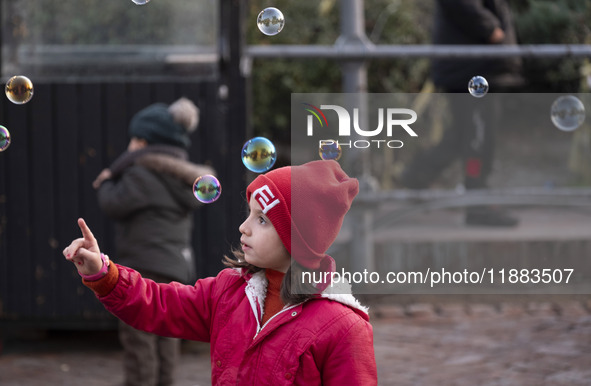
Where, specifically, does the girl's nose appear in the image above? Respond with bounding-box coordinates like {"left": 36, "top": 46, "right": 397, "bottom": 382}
{"left": 238, "top": 220, "right": 248, "bottom": 235}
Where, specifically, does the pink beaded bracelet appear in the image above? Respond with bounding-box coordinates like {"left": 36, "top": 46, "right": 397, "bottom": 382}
{"left": 79, "top": 253, "right": 110, "bottom": 281}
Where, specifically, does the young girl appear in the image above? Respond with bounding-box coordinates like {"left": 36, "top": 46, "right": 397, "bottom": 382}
{"left": 63, "top": 160, "right": 378, "bottom": 385}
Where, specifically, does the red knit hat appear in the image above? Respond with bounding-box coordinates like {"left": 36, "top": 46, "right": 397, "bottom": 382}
{"left": 246, "top": 160, "right": 359, "bottom": 273}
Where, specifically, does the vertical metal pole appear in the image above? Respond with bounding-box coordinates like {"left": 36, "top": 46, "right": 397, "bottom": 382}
{"left": 338, "top": 0, "right": 370, "bottom": 94}
{"left": 217, "top": 0, "right": 248, "bottom": 273}
{"left": 337, "top": 0, "right": 375, "bottom": 277}
{"left": 337, "top": 0, "right": 372, "bottom": 177}
{"left": 0, "top": 1, "right": 3, "bottom": 77}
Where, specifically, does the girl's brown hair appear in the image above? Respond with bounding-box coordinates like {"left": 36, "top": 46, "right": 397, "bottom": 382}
{"left": 223, "top": 249, "right": 318, "bottom": 305}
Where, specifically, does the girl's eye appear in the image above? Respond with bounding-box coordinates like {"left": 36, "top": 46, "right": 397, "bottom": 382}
{"left": 258, "top": 216, "right": 267, "bottom": 224}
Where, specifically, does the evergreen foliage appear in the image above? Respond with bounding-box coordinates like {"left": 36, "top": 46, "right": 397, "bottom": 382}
{"left": 512, "top": 0, "right": 591, "bottom": 92}
{"left": 247, "top": 0, "right": 591, "bottom": 139}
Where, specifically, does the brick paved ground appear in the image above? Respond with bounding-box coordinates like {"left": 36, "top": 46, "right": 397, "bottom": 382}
{"left": 370, "top": 297, "right": 591, "bottom": 385}
{"left": 1, "top": 297, "right": 590, "bottom": 385}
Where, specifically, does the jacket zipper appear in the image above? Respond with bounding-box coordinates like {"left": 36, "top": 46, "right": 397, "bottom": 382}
{"left": 252, "top": 304, "right": 299, "bottom": 340}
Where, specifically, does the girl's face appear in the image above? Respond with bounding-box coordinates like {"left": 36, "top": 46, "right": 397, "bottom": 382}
{"left": 239, "top": 198, "right": 291, "bottom": 273}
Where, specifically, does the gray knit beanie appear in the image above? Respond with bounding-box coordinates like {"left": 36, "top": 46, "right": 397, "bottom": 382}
{"left": 128, "top": 97, "right": 199, "bottom": 149}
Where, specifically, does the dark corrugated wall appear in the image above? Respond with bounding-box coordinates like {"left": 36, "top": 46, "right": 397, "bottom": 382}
{"left": 0, "top": 80, "right": 247, "bottom": 328}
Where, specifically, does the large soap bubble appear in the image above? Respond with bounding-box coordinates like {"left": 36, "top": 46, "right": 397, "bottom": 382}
{"left": 5, "top": 75, "right": 34, "bottom": 104}
{"left": 241, "top": 137, "right": 277, "bottom": 173}
{"left": 0, "top": 126, "right": 10, "bottom": 152}
{"left": 550, "top": 95, "right": 585, "bottom": 132}
{"left": 193, "top": 175, "right": 222, "bottom": 203}
{"left": 257, "top": 7, "right": 285, "bottom": 36}
{"left": 468, "top": 76, "right": 489, "bottom": 98}
{"left": 319, "top": 140, "right": 342, "bottom": 161}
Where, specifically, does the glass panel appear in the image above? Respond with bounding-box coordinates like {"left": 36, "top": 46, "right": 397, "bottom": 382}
{"left": 1, "top": 0, "right": 218, "bottom": 80}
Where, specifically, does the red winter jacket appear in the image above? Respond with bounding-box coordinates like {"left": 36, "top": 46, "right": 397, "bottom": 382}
{"left": 93, "top": 264, "right": 378, "bottom": 385}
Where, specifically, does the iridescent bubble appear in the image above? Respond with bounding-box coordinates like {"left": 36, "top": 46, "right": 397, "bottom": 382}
{"left": 131, "top": 0, "right": 150, "bottom": 4}
{"left": 257, "top": 7, "right": 285, "bottom": 36}
{"left": 468, "top": 75, "right": 488, "bottom": 98}
{"left": 0, "top": 126, "right": 10, "bottom": 152}
{"left": 241, "top": 137, "right": 277, "bottom": 173}
{"left": 550, "top": 95, "right": 585, "bottom": 132}
{"left": 319, "top": 139, "right": 342, "bottom": 161}
{"left": 5, "top": 75, "right": 34, "bottom": 104}
{"left": 193, "top": 175, "right": 221, "bottom": 204}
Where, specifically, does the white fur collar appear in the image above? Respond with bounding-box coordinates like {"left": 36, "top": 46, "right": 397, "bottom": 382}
{"left": 243, "top": 269, "right": 368, "bottom": 316}
{"left": 321, "top": 279, "right": 369, "bottom": 315}
{"left": 244, "top": 270, "right": 268, "bottom": 318}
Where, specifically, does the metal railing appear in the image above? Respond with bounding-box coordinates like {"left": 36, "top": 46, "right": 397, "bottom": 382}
{"left": 246, "top": 44, "right": 591, "bottom": 59}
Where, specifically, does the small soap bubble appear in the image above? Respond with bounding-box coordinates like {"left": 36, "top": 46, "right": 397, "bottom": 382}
{"left": 550, "top": 95, "right": 585, "bottom": 132}
{"left": 0, "top": 126, "right": 10, "bottom": 152}
{"left": 319, "top": 140, "right": 342, "bottom": 161}
{"left": 257, "top": 7, "right": 285, "bottom": 36}
{"left": 5, "top": 75, "right": 34, "bottom": 104}
{"left": 468, "top": 76, "right": 488, "bottom": 98}
{"left": 241, "top": 137, "right": 277, "bottom": 173}
{"left": 131, "top": 0, "right": 150, "bottom": 4}
{"left": 193, "top": 175, "right": 221, "bottom": 204}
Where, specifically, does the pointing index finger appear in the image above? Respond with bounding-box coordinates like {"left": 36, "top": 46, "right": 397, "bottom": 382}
{"left": 77, "top": 218, "right": 96, "bottom": 242}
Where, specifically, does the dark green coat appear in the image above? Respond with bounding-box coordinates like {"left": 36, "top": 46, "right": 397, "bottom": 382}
{"left": 97, "top": 147, "right": 214, "bottom": 283}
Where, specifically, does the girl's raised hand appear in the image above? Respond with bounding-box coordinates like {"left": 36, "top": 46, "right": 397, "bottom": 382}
{"left": 63, "top": 218, "right": 103, "bottom": 276}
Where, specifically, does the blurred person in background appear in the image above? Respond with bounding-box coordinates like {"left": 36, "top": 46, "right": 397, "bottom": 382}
{"left": 93, "top": 97, "right": 215, "bottom": 386}
{"left": 400, "top": 0, "right": 525, "bottom": 226}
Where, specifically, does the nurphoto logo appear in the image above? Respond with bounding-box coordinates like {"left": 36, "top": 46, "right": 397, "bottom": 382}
{"left": 303, "top": 103, "right": 418, "bottom": 149}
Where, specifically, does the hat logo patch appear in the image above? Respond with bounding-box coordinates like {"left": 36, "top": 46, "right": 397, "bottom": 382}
{"left": 252, "top": 185, "right": 280, "bottom": 214}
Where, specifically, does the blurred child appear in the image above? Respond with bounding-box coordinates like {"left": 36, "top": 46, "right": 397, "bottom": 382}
{"left": 92, "top": 97, "right": 214, "bottom": 386}
{"left": 64, "top": 160, "right": 378, "bottom": 385}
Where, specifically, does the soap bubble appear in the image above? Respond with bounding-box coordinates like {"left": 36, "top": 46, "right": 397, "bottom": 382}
{"left": 241, "top": 137, "right": 277, "bottom": 173}
{"left": 257, "top": 7, "right": 285, "bottom": 36}
{"left": 319, "top": 140, "right": 342, "bottom": 161}
{"left": 193, "top": 175, "right": 221, "bottom": 203}
{"left": 468, "top": 76, "right": 488, "bottom": 98}
{"left": 5, "top": 75, "right": 34, "bottom": 104}
{"left": 0, "top": 126, "right": 10, "bottom": 152}
{"left": 131, "top": 0, "right": 150, "bottom": 4}
{"left": 550, "top": 95, "right": 585, "bottom": 132}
